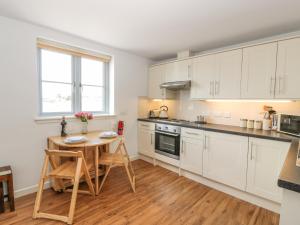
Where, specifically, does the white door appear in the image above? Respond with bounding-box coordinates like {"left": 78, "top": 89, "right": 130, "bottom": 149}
{"left": 203, "top": 131, "right": 248, "bottom": 190}
{"left": 241, "top": 42, "right": 277, "bottom": 99}
{"left": 138, "top": 128, "right": 155, "bottom": 158}
{"left": 191, "top": 55, "right": 216, "bottom": 99}
{"left": 215, "top": 49, "right": 242, "bottom": 99}
{"left": 247, "top": 138, "right": 289, "bottom": 203}
{"left": 148, "top": 65, "right": 165, "bottom": 99}
{"left": 180, "top": 136, "right": 203, "bottom": 175}
{"left": 276, "top": 38, "right": 300, "bottom": 99}
{"left": 165, "top": 59, "right": 192, "bottom": 82}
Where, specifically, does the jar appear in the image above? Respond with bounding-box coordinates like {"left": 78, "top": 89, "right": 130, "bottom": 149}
{"left": 247, "top": 120, "right": 254, "bottom": 129}
{"left": 240, "top": 118, "right": 248, "bottom": 128}
{"left": 254, "top": 120, "right": 263, "bottom": 130}
{"left": 263, "top": 119, "right": 272, "bottom": 131}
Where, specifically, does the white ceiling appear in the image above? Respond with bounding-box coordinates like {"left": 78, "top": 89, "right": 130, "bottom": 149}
{"left": 1, "top": 0, "right": 300, "bottom": 60}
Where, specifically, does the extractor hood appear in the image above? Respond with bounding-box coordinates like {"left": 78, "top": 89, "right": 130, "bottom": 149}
{"left": 160, "top": 80, "right": 191, "bottom": 90}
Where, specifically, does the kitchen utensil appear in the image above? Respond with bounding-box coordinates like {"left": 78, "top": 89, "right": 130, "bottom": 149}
{"left": 254, "top": 120, "right": 263, "bottom": 130}
{"left": 240, "top": 119, "right": 248, "bottom": 128}
{"left": 149, "top": 110, "right": 156, "bottom": 118}
{"left": 196, "top": 115, "right": 206, "bottom": 124}
{"left": 263, "top": 119, "right": 272, "bottom": 130}
{"left": 99, "top": 131, "right": 118, "bottom": 139}
{"left": 159, "top": 105, "right": 169, "bottom": 119}
{"left": 247, "top": 120, "right": 254, "bottom": 129}
{"left": 64, "top": 136, "right": 87, "bottom": 144}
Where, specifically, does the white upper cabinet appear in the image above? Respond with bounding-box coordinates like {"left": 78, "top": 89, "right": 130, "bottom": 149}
{"left": 165, "top": 59, "right": 192, "bottom": 82}
{"left": 215, "top": 49, "right": 242, "bottom": 99}
{"left": 241, "top": 43, "right": 277, "bottom": 99}
{"left": 203, "top": 131, "right": 248, "bottom": 191}
{"left": 246, "top": 138, "right": 289, "bottom": 203}
{"left": 275, "top": 38, "right": 300, "bottom": 99}
{"left": 191, "top": 50, "right": 242, "bottom": 99}
{"left": 148, "top": 65, "right": 175, "bottom": 99}
{"left": 191, "top": 54, "right": 216, "bottom": 99}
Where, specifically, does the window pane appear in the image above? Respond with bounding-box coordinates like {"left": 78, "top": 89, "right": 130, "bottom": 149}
{"left": 82, "top": 86, "right": 104, "bottom": 112}
{"left": 81, "top": 58, "right": 104, "bottom": 86}
{"left": 42, "top": 82, "right": 72, "bottom": 113}
{"left": 41, "top": 49, "right": 72, "bottom": 83}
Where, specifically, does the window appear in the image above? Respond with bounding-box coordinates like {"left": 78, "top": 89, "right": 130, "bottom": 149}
{"left": 38, "top": 40, "right": 111, "bottom": 116}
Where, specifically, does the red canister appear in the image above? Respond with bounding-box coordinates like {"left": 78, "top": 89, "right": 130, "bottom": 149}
{"left": 117, "top": 121, "right": 124, "bottom": 135}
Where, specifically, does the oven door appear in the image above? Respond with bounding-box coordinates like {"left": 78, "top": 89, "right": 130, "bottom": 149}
{"left": 155, "top": 131, "right": 180, "bottom": 159}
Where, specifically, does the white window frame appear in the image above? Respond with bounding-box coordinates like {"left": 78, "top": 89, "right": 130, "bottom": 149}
{"left": 37, "top": 48, "right": 110, "bottom": 116}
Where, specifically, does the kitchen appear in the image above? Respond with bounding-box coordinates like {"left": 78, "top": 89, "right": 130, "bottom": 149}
{"left": 1, "top": 1, "right": 300, "bottom": 225}
{"left": 137, "top": 36, "right": 300, "bottom": 225}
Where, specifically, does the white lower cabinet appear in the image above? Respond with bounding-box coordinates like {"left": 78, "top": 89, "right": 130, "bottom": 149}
{"left": 246, "top": 138, "right": 289, "bottom": 203}
{"left": 180, "top": 129, "right": 204, "bottom": 175}
{"left": 203, "top": 131, "right": 248, "bottom": 190}
{"left": 138, "top": 122, "right": 155, "bottom": 158}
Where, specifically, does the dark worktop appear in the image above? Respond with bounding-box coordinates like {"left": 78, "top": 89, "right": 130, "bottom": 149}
{"left": 138, "top": 118, "right": 293, "bottom": 142}
{"left": 138, "top": 118, "right": 300, "bottom": 193}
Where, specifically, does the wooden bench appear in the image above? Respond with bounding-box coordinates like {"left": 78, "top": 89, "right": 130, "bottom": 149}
{"left": 0, "top": 166, "right": 15, "bottom": 212}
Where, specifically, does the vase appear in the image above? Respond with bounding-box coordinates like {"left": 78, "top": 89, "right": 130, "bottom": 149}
{"left": 81, "top": 121, "right": 88, "bottom": 134}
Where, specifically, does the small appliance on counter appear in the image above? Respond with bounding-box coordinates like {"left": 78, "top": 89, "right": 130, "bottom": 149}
{"left": 195, "top": 115, "right": 207, "bottom": 124}
{"left": 159, "top": 105, "right": 169, "bottom": 119}
{"left": 278, "top": 114, "right": 300, "bottom": 137}
{"left": 148, "top": 109, "right": 159, "bottom": 118}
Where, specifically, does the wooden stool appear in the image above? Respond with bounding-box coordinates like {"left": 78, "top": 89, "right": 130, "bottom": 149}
{"left": 33, "top": 150, "right": 95, "bottom": 224}
{"left": 0, "top": 166, "right": 15, "bottom": 212}
{"left": 98, "top": 137, "right": 136, "bottom": 194}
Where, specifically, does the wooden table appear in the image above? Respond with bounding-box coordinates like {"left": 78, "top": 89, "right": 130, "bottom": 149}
{"left": 48, "top": 131, "right": 119, "bottom": 194}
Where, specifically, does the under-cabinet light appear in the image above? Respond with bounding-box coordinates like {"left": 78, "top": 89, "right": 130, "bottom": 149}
{"left": 205, "top": 99, "right": 293, "bottom": 103}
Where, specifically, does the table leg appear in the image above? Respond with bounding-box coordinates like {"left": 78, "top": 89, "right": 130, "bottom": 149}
{"left": 7, "top": 175, "right": 15, "bottom": 211}
{"left": 0, "top": 182, "right": 4, "bottom": 213}
{"left": 94, "top": 146, "right": 99, "bottom": 195}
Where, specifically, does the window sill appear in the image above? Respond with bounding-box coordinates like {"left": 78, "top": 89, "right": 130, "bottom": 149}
{"left": 34, "top": 114, "right": 116, "bottom": 124}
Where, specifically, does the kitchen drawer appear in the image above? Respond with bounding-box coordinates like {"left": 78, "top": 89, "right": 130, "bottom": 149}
{"left": 138, "top": 121, "right": 155, "bottom": 131}
{"left": 181, "top": 128, "right": 204, "bottom": 138}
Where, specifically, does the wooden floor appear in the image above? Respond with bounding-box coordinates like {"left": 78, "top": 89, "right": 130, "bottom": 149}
{"left": 1, "top": 160, "right": 279, "bottom": 225}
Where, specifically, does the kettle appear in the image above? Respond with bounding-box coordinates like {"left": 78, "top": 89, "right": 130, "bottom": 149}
{"left": 159, "top": 105, "right": 169, "bottom": 119}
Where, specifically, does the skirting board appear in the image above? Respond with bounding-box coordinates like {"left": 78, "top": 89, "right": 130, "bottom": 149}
{"left": 139, "top": 154, "right": 281, "bottom": 213}
{"left": 14, "top": 155, "right": 140, "bottom": 198}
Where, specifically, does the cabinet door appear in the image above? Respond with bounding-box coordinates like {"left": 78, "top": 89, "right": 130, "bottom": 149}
{"left": 138, "top": 128, "right": 154, "bottom": 157}
{"left": 247, "top": 138, "right": 289, "bottom": 203}
{"left": 148, "top": 65, "right": 165, "bottom": 99}
{"left": 203, "top": 131, "right": 248, "bottom": 190}
{"left": 165, "top": 59, "right": 192, "bottom": 82}
{"left": 276, "top": 38, "right": 300, "bottom": 99}
{"left": 241, "top": 43, "right": 277, "bottom": 99}
{"left": 215, "top": 49, "right": 242, "bottom": 99}
{"left": 180, "top": 136, "right": 203, "bottom": 175}
{"left": 191, "top": 55, "right": 216, "bottom": 99}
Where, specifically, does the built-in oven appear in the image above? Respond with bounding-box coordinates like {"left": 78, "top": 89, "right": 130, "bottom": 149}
{"left": 155, "top": 124, "right": 181, "bottom": 160}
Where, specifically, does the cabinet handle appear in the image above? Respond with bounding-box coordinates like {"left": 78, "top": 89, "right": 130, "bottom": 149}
{"left": 181, "top": 140, "right": 184, "bottom": 154}
{"left": 141, "top": 124, "right": 149, "bottom": 128}
{"left": 210, "top": 81, "right": 214, "bottom": 96}
{"left": 204, "top": 135, "right": 207, "bottom": 149}
{"left": 150, "top": 133, "right": 153, "bottom": 145}
{"left": 278, "top": 77, "right": 283, "bottom": 95}
{"left": 188, "top": 65, "right": 191, "bottom": 79}
{"left": 250, "top": 142, "right": 256, "bottom": 160}
{"left": 185, "top": 131, "right": 199, "bottom": 136}
{"left": 269, "top": 77, "right": 275, "bottom": 95}
{"left": 215, "top": 81, "right": 219, "bottom": 95}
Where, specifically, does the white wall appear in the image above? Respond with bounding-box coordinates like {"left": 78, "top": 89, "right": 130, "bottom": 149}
{"left": 0, "top": 16, "right": 150, "bottom": 196}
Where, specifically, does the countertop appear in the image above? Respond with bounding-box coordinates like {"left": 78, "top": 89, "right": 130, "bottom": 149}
{"left": 138, "top": 118, "right": 293, "bottom": 142}
{"left": 138, "top": 118, "right": 300, "bottom": 193}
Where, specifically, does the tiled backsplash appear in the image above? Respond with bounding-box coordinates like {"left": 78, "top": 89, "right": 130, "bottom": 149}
{"left": 139, "top": 90, "right": 300, "bottom": 126}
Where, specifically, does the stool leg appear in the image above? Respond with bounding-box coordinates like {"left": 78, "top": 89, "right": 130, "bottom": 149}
{"left": 0, "top": 182, "right": 4, "bottom": 213}
{"left": 7, "top": 175, "right": 15, "bottom": 211}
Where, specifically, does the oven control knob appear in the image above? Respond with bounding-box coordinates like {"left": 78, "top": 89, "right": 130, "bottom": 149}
{"left": 173, "top": 129, "right": 176, "bottom": 132}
